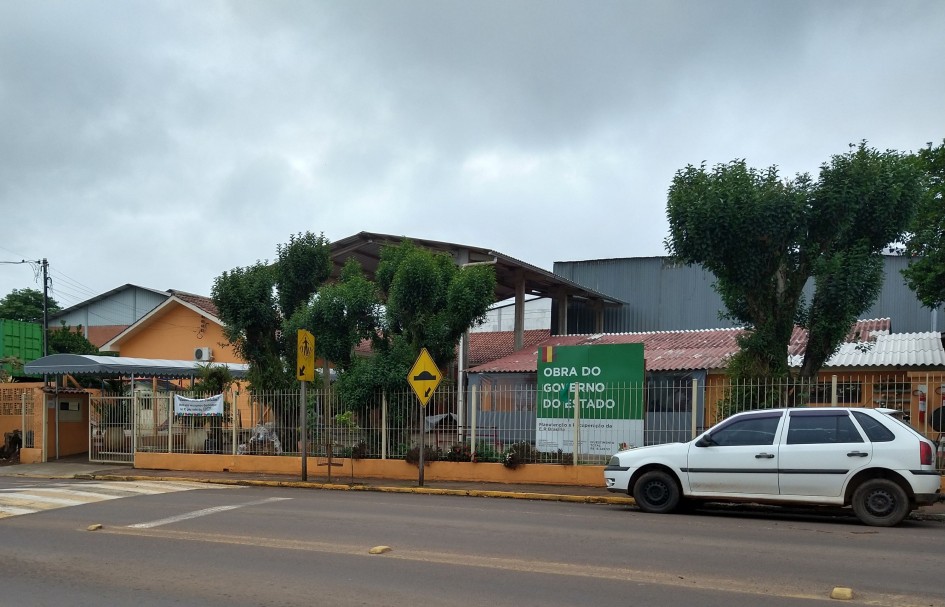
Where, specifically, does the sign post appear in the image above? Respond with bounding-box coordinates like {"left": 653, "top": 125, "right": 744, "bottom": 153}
{"left": 408, "top": 348, "right": 442, "bottom": 487}
{"left": 297, "top": 329, "right": 315, "bottom": 481}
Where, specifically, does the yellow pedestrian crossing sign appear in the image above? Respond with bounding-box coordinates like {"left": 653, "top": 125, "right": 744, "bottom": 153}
{"left": 408, "top": 348, "right": 442, "bottom": 407}
{"left": 297, "top": 329, "right": 315, "bottom": 381}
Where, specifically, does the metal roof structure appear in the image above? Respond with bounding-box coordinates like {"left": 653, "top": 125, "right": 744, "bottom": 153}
{"left": 330, "top": 231, "right": 624, "bottom": 305}
{"left": 789, "top": 332, "right": 945, "bottom": 368}
{"left": 467, "top": 319, "right": 939, "bottom": 374}
{"left": 24, "top": 354, "right": 249, "bottom": 378}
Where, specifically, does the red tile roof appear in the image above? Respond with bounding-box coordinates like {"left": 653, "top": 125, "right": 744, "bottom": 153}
{"left": 168, "top": 290, "right": 219, "bottom": 318}
{"left": 468, "top": 319, "right": 893, "bottom": 373}
{"left": 467, "top": 329, "right": 550, "bottom": 368}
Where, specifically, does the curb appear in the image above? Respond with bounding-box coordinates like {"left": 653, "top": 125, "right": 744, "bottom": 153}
{"left": 71, "top": 473, "right": 945, "bottom": 521}
{"left": 79, "top": 473, "right": 636, "bottom": 505}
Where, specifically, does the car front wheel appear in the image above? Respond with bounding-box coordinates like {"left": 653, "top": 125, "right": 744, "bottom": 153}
{"left": 632, "top": 470, "right": 680, "bottom": 514}
{"left": 851, "top": 478, "right": 910, "bottom": 527}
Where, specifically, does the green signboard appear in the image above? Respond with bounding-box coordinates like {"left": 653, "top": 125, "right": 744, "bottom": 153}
{"left": 536, "top": 343, "right": 645, "bottom": 454}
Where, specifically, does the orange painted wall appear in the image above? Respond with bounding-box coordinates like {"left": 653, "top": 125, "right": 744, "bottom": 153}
{"left": 45, "top": 393, "right": 90, "bottom": 458}
{"left": 135, "top": 452, "right": 606, "bottom": 486}
{"left": 112, "top": 303, "right": 256, "bottom": 427}
{"left": 115, "top": 304, "right": 241, "bottom": 363}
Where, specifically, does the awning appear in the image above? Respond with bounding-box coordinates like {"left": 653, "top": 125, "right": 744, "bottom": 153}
{"left": 24, "top": 354, "right": 249, "bottom": 379}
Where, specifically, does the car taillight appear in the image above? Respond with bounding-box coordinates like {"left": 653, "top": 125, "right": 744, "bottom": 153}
{"left": 920, "top": 441, "right": 933, "bottom": 466}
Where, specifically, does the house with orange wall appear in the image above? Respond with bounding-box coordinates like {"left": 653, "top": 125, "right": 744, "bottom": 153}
{"left": 98, "top": 290, "right": 256, "bottom": 427}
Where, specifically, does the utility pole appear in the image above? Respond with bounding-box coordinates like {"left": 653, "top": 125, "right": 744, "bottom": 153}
{"left": 42, "top": 258, "right": 49, "bottom": 356}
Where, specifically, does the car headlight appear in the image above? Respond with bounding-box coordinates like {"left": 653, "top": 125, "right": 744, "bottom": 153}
{"left": 608, "top": 455, "right": 621, "bottom": 467}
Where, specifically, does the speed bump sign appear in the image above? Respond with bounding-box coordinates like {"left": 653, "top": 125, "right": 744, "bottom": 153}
{"left": 408, "top": 348, "right": 442, "bottom": 407}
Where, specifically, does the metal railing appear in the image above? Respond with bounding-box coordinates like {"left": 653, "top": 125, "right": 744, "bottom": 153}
{"left": 120, "top": 373, "right": 945, "bottom": 472}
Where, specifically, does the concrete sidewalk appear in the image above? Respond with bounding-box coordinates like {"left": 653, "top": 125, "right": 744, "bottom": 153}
{"left": 2, "top": 459, "right": 942, "bottom": 520}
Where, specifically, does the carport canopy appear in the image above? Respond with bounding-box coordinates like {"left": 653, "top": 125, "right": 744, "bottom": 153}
{"left": 24, "top": 354, "right": 249, "bottom": 379}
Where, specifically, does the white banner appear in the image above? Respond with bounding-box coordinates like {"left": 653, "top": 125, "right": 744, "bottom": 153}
{"left": 174, "top": 394, "right": 224, "bottom": 416}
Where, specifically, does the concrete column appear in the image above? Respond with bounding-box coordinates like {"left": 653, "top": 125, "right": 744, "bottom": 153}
{"left": 514, "top": 269, "right": 525, "bottom": 351}
{"left": 556, "top": 289, "right": 569, "bottom": 336}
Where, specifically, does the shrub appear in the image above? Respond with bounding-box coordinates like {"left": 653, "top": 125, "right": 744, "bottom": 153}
{"left": 502, "top": 441, "right": 538, "bottom": 469}
{"left": 472, "top": 442, "right": 502, "bottom": 463}
{"left": 444, "top": 442, "right": 473, "bottom": 462}
{"left": 405, "top": 444, "right": 441, "bottom": 466}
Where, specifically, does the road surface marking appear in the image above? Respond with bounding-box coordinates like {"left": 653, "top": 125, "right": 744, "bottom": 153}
{"left": 128, "top": 497, "right": 291, "bottom": 529}
{"left": 0, "top": 480, "right": 238, "bottom": 519}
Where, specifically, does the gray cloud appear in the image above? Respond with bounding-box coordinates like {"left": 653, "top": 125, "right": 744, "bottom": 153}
{"left": 1, "top": 0, "right": 942, "bottom": 310}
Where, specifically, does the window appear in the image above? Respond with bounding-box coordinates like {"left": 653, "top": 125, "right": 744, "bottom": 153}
{"left": 710, "top": 415, "right": 781, "bottom": 446}
{"left": 852, "top": 411, "right": 896, "bottom": 442}
{"left": 787, "top": 412, "right": 863, "bottom": 444}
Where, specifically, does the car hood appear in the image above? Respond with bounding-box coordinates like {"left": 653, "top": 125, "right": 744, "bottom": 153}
{"left": 616, "top": 442, "right": 684, "bottom": 457}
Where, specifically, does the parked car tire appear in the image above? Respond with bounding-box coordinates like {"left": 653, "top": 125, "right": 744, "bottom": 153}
{"left": 633, "top": 470, "right": 680, "bottom": 514}
{"left": 851, "top": 478, "right": 910, "bottom": 527}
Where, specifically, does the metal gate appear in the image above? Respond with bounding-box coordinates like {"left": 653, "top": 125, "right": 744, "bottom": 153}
{"left": 89, "top": 395, "right": 133, "bottom": 464}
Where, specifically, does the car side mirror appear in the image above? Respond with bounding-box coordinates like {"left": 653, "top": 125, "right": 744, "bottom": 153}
{"left": 695, "top": 435, "right": 716, "bottom": 448}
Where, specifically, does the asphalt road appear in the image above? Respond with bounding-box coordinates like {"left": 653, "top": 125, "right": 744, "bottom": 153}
{"left": 1, "top": 477, "right": 943, "bottom": 607}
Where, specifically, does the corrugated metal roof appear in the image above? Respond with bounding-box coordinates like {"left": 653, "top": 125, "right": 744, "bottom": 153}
{"left": 467, "top": 318, "right": 938, "bottom": 374}
{"left": 789, "top": 332, "right": 945, "bottom": 368}
{"left": 24, "top": 354, "right": 248, "bottom": 378}
{"left": 469, "top": 327, "right": 742, "bottom": 373}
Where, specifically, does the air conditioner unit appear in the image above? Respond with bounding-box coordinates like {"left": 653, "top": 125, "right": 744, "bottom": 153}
{"left": 194, "top": 346, "right": 213, "bottom": 362}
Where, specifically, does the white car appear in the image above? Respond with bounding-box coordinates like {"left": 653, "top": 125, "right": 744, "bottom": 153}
{"left": 604, "top": 407, "right": 942, "bottom": 526}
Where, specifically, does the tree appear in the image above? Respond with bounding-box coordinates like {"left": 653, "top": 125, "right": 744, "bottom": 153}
{"left": 375, "top": 240, "right": 497, "bottom": 366}
{"left": 666, "top": 142, "right": 924, "bottom": 379}
{"left": 285, "top": 258, "right": 379, "bottom": 374}
{"left": 0, "top": 288, "right": 60, "bottom": 323}
{"left": 212, "top": 231, "right": 332, "bottom": 394}
{"left": 290, "top": 241, "right": 497, "bottom": 411}
{"left": 902, "top": 140, "right": 945, "bottom": 308}
{"left": 47, "top": 322, "right": 99, "bottom": 355}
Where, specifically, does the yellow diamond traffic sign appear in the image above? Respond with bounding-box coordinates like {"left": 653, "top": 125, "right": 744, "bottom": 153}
{"left": 408, "top": 348, "right": 442, "bottom": 407}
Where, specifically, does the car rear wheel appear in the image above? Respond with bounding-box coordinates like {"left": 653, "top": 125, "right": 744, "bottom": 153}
{"left": 633, "top": 470, "right": 680, "bottom": 514}
{"left": 851, "top": 478, "right": 910, "bottom": 527}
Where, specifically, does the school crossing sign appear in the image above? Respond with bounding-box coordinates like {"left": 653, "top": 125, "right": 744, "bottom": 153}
{"left": 536, "top": 343, "right": 644, "bottom": 455}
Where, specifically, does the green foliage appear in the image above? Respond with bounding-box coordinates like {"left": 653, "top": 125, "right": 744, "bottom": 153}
{"left": 376, "top": 240, "right": 496, "bottom": 365}
{"left": 212, "top": 262, "right": 285, "bottom": 391}
{"left": 903, "top": 140, "right": 945, "bottom": 308}
{"left": 444, "top": 442, "right": 473, "bottom": 462}
{"left": 47, "top": 321, "right": 99, "bottom": 355}
{"left": 472, "top": 441, "right": 502, "bottom": 463}
{"left": 0, "top": 288, "right": 60, "bottom": 323}
{"left": 404, "top": 444, "right": 442, "bottom": 465}
{"left": 213, "top": 231, "right": 331, "bottom": 394}
{"left": 275, "top": 232, "right": 332, "bottom": 318}
{"left": 193, "top": 363, "right": 235, "bottom": 394}
{"left": 287, "top": 258, "right": 378, "bottom": 374}
{"left": 666, "top": 142, "right": 924, "bottom": 379}
{"left": 502, "top": 441, "right": 538, "bottom": 469}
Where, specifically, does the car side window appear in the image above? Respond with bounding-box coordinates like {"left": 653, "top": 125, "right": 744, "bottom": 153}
{"left": 710, "top": 416, "right": 780, "bottom": 446}
{"left": 852, "top": 411, "right": 896, "bottom": 442}
{"left": 786, "top": 413, "right": 863, "bottom": 444}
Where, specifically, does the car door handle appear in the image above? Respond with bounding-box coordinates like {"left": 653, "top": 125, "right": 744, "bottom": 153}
{"left": 847, "top": 451, "right": 869, "bottom": 457}
{"left": 754, "top": 453, "right": 775, "bottom": 459}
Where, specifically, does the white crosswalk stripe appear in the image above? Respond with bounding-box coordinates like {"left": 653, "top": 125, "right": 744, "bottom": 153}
{"left": 0, "top": 480, "right": 237, "bottom": 519}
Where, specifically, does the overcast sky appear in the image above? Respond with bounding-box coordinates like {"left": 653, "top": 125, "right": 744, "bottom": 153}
{"left": 2, "top": 1, "right": 943, "bottom": 310}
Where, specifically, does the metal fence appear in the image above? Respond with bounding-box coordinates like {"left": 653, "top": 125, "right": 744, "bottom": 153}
{"left": 120, "top": 373, "right": 945, "bottom": 471}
